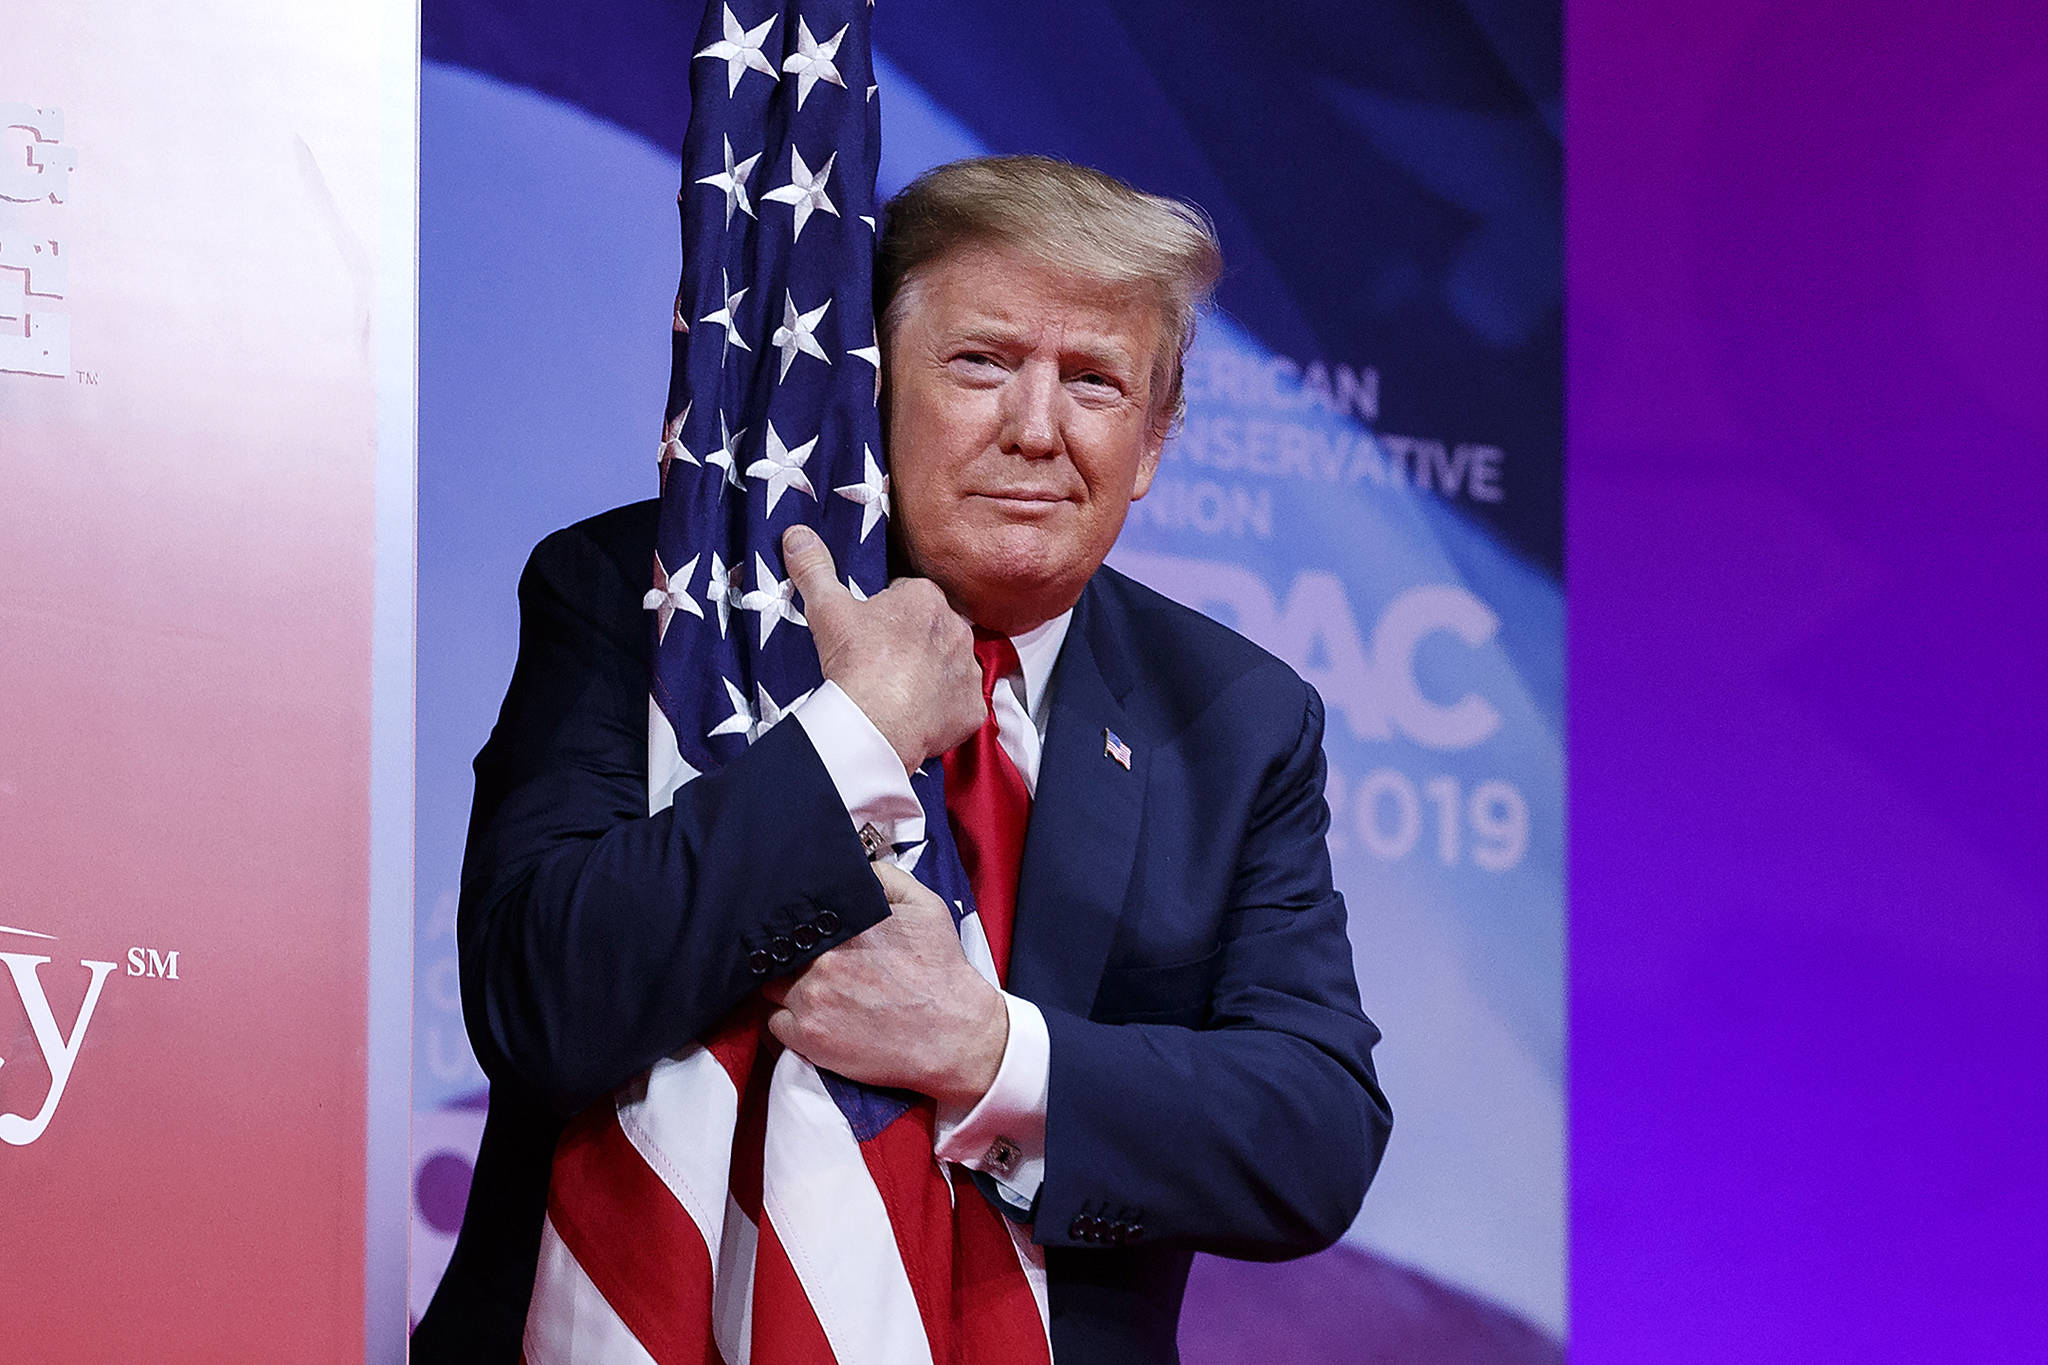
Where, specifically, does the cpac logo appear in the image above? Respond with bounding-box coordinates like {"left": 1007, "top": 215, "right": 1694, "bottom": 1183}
{"left": 0, "top": 925, "right": 115, "bottom": 1147}
{"left": 1118, "top": 551, "right": 1504, "bottom": 750}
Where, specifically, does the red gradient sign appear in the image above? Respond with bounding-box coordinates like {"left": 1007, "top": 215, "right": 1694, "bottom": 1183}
{"left": 1, "top": 4, "right": 407, "bottom": 1356}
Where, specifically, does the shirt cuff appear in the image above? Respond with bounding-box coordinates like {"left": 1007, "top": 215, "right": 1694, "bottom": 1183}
{"left": 794, "top": 681, "right": 925, "bottom": 847}
{"left": 934, "top": 992, "right": 1049, "bottom": 1211}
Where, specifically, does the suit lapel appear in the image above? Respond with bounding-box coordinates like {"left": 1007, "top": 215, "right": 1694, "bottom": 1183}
{"left": 1008, "top": 579, "right": 1146, "bottom": 1017}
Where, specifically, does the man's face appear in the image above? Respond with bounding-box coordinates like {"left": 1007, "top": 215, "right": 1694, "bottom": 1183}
{"left": 884, "top": 242, "right": 1167, "bottom": 635}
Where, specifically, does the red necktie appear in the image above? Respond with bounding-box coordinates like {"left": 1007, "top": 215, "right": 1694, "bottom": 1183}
{"left": 942, "top": 630, "right": 1032, "bottom": 985}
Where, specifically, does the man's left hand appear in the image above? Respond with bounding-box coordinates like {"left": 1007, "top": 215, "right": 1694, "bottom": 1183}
{"left": 762, "top": 862, "right": 1009, "bottom": 1110}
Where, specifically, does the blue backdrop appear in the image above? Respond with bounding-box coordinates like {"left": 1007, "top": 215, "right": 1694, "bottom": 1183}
{"left": 410, "top": 4, "right": 1561, "bottom": 1356}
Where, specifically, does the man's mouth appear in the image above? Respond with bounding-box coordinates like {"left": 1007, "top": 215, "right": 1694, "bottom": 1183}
{"left": 973, "top": 489, "right": 1070, "bottom": 503}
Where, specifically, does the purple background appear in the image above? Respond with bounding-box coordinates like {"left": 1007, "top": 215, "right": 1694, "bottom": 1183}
{"left": 1571, "top": 0, "right": 2048, "bottom": 1357}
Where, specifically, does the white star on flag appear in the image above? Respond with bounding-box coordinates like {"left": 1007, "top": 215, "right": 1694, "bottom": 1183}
{"left": 754, "top": 682, "right": 812, "bottom": 735}
{"left": 846, "top": 574, "right": 869, "bottom": 601}
{"left": 745, "top": 422, "right": 819, "bottom": 515}
{"left": 762, "top": 147, "right": 839, "bottom": 242}
{"left": 708, "top": 677, "right": 813, "bottom": 744}
{"left": 701, "top": 268, "right": 751, "bottom": 354}
{"left": 706, "top": 412, "right": 748, "bottom": 490}
{"left": 738, "top": 551, "right": 807, "bottom": 647}
{"left": 833, "top": 445, "right": 890, "bottom": 541}
{"left": 659, "top": 402, "right": 697, "bottom": 485}
{"left": 707, "top": 677, "right": 755, "bottom": 740}
{"left": 695, "top": 5, "right": 778, "bottom": 97}
{"left": 704, "top": 549, "right": 743, "bottom": 637}
{"left": 696, "top": 136, "right": 762, "bottom": 226}
{"left": 642, "top": 552, "right": 703, "bottom": 643}
{"left": 848, "top": 327, "right": 881, "bottom": 400}
{"left": 771, "top": 292, "right": 833, "bottom": 380}
{"left": 781, "top": 20, "right": 848, "bottom": 109}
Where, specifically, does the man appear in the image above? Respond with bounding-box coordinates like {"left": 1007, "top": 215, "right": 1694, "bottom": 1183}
{"left": 415, "top": 156, "right": 1390, "bottom": 1364}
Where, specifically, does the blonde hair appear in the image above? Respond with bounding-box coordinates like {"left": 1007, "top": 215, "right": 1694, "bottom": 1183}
{"left": 876, "top": 155, "right": 1223, "bottom": 432}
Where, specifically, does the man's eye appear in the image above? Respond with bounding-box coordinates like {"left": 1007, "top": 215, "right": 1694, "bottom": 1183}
{"left": 1072, "top": 372, "right": 1121, "bottom": 393}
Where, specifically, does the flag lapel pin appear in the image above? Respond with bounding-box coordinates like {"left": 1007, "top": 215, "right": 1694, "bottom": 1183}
{"left": 1103, "top": 728, "right": 1133, "bottom": 770}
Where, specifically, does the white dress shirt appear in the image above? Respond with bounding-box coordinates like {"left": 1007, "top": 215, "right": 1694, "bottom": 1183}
{"left": 793, "top": 611, "right": 1072, "bottom": 1213}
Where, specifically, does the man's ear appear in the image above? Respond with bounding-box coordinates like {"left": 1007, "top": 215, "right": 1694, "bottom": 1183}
{"left": 1132, "top": 349, "right": 1178, "bottom": 502}
{"left": 1131, "top": 435, "right": 1163, "bottom": 502}
{"left": 1131, "top": 407, "right": 1167, "bottom": 501}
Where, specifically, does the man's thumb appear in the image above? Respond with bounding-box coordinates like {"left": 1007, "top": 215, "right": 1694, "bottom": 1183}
{"left": 871, "top": 861, "right": 926, "bottom": 905}
{"left": 781, "top": 524, "right": 849, "bottom": 617}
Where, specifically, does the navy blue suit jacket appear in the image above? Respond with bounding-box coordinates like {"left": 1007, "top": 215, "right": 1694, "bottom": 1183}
{"left": 413, "top": 501, "right": 1390, "bottom": 1364}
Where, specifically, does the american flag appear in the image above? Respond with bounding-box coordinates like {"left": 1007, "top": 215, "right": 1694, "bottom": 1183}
{"left": 521, "top": 3, "right": 1054, "bottom": 1362}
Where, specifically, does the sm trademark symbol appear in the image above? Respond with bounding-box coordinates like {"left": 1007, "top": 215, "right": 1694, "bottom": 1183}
{"left": 125, "top": 947, "right": 180, "bottom": 980}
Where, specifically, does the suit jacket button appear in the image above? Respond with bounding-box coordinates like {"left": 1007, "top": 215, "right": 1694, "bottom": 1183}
{"left": 813, "top": 909, "right": 841, "bottom": 935}
{"left": 769, "top": 936, "right": 795, "bottom": 963}
{"left": 746, "top": 949, "right": 772, "bottom": 976}
{"left": 791, "top": 923, "right": 819, "bottom": 951}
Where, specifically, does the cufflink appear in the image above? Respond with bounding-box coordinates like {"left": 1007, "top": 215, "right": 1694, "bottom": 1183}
{"left": 858, "top": 822, "right": 888, "bottom": 860}
{"left": 983, "top": 1137, "right": 1021, "bottom": 1178}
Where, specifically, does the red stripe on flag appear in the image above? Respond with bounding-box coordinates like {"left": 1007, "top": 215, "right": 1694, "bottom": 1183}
{"left": 548, "top": 1106, "right": 725, "bottom": 1365}
{"left": 727, "top": 1035, "right": 780, "bottom": 1224}
{"left": 750, "top": 1213, "right": 840, "bottom": 1365}
{"left": 947, "top": 1165, "right": 1052, "bottom": 1365}
{"left": 705, "top": 998, "right": 769, "bottom": 1093}
{"left": 856, "top": 1105, "right": 959, "bottom": 1358}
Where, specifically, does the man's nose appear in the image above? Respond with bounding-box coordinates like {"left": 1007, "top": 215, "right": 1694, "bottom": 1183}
{"left": 997, "top": 360, "right": 1062, "bottom": 459}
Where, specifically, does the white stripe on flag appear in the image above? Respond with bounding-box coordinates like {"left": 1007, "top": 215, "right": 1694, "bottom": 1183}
{"left": 523, "top": 1216, "right": 661, "bottom": 1365}
{"left": 958, "top": 910, "right": 997, "bottom": 987}
{"left": 1007, "top": 1214, "right": 1051, "bottom": 1338}
{"left": 713, "top": 1192, "right": 759, "bottom": 1365}
{"left": 617, "top": 1047, "right": 743, "bottom": 1254}
{"left": 615, "top": 1046, "right": 758, "bottom": 1365}
{"left": 762, "top": 1051, "right": 937, "bottom": 1365}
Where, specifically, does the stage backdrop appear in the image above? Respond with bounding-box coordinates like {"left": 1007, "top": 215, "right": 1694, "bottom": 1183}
{"left": 411, "top": 2, "right": 1562, "bottom": 1355}
{"left": 0, "top": 2, "right": 415, "bottom": 1361}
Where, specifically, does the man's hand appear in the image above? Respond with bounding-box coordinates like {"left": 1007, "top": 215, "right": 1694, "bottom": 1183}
{"left": 762, "top": 862, "right": 1009, "bottom": 1111}
{"left": 781, "top": 524, "right": 985, "bottom": 772}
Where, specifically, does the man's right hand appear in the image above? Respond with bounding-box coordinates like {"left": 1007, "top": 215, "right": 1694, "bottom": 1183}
{"left": 782, "top": 524, "right": 986, "bottom": 772}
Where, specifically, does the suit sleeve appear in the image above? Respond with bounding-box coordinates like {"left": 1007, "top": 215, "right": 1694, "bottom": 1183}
{"left": 1035, "top": 679, "right": 1392, "bottom": 1260}
{"left": 457, "top": 525, "right": 891, "bottom": 1116}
